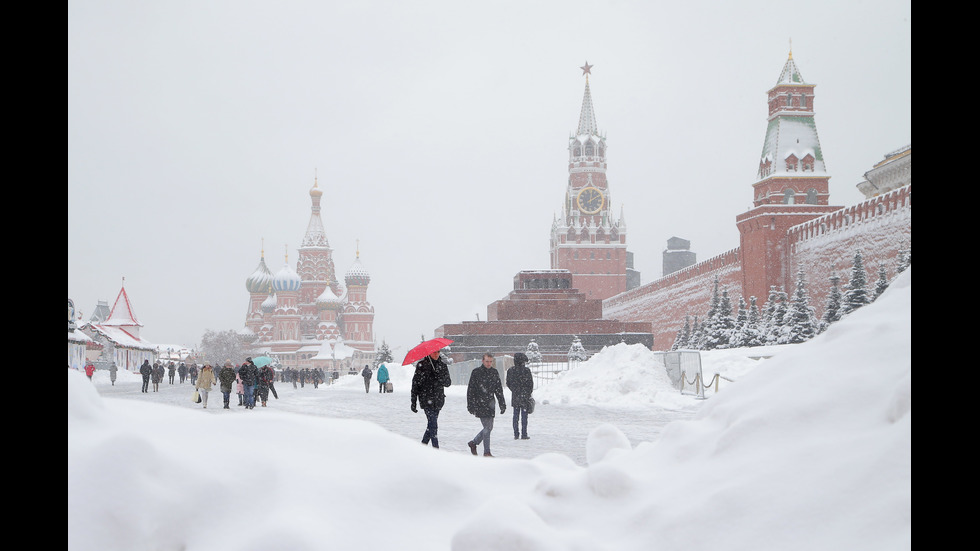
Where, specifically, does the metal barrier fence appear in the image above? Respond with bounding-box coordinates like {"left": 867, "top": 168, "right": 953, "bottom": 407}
{"left": 447, "top": 357, "right": 575, "bottom": 390}
{"left": 528, "top": 361, "right": 576, "bottom": 389}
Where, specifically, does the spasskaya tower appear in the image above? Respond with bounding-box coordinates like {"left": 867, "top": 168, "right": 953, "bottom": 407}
{"left": 549, "top": 62, "right": 628, "bottom": 300}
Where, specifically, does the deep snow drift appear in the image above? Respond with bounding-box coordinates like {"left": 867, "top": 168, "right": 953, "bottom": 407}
{"left": 68, "top": 271, "right": 911, "bottom": 551}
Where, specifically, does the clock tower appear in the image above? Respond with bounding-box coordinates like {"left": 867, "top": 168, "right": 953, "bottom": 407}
{"left": 549, "top": 63, "right": 628, "bottom": 300}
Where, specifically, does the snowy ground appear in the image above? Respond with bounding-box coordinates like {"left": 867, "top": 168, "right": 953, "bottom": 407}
{"left": 68, "top": 271, "right": 910, "bottom": 551}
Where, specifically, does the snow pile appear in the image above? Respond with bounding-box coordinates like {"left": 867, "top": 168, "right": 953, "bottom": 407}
{"left": 534, "top": 342, "right": 692, "bottom": 409}
{"left": 68, "top": 270, "right": 911, "bottom": 551}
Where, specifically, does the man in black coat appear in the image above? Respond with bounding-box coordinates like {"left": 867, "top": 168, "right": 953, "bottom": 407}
{"left": 506, "top": 352, "right": 534, "bottom": 440}
{"left": 411, "top": 350, "right": 453, "bottom": 448}
{"left": 466, "top": 352, "right": 506, "bottom": 457}
{"left": 139, "top": 360, "right": 152, "bottom": 393}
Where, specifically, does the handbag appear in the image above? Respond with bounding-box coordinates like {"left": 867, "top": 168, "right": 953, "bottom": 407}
{"left": 527, "top": 396, "right": 535, "bottom": 414}
{"left": 385, "top": 381, "right": 393, "bottom": 392}
{"left": 192, "top": 389, "right": 201, "bottom": 403}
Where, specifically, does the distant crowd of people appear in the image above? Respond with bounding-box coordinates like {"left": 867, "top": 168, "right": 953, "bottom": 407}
{"left": 116, "top": 348, "right": 537, "bottom": 459}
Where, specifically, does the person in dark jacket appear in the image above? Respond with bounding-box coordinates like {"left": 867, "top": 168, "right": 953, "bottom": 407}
{"left": 151, "top": 362, "right": 164, "bottom": 392}
{"left": 466, "top": 352, "right": 506, "bottom": 457}
{"left": 139, "top": 360, "right": 151, "bottom": 393}
{"left": 167, "top": 362, "right": 176, "bottom": 384}
{"left": 218, "top": 360, "right": 237, "bottom": 409}
{"left": 239, "top": 358, "right": 259, "bottom": 409}
{"left": 411, "top": 350, "right": 453, "bottom": 448}
{"left": 361, "top": 365, "right": 372, "bottom": 393}
{"left": 257, "top": 364, "right": 275, "bottom": 407}
{"left": 506, "top": 352, "right": 534, "bottom": 440}
{"left": 178, "top": 362, "right": 188, "bottom": 383}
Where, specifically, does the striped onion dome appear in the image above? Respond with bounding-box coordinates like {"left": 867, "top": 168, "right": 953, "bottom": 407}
{"left": 245, "top": 255, "right": 274, "bottom": 293}
{"left": 272, "top": 263, "right": 302, "bottom": 293}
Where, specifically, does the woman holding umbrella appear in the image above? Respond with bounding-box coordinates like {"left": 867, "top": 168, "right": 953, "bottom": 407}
{"left": 408, "top": 340, "right": 453, "bottom": 449}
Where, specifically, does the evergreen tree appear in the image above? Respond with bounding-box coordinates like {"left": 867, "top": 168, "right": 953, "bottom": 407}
{"left": 567, "top": 336, "right": 588, "bottom": 362}
{"left": 743, "top": 296, "right": 764, "bottom": 347}
{"left": 823, "top": 274, "right": 843, "bottom": 327}
{"left": 762, "top": 286, "right": 788, "bottom": 345}
{"left": 842, "top": 251, "right": 870, "bottom": 314}
{"left": 783, "top": 269, "right": 817, "bottom": 344}
{"left": 873, "top": 266, "right": 889, "bottom": 300}
{"left": 688, "top": 316, "right": 702, "bottom": 350}
{"left": 730, "top": 296, "right": 749, "bottom": 348}
{"left": 896, "top": 242, "right": 911, "bottom": 274}
{"left": 373, "top": 340, "right": 394, "bottom": 368}
{"left": 673, "top": 316, "right": 692, "bottom": 350}
{"left": 525, "top": 339, "right": 543, "bottom": 363}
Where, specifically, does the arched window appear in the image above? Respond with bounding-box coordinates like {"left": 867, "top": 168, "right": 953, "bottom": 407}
{"left": 783, "top": 189, "right": 796, "bottom": 204}
{"left": 806, "top": 188, "right": 818, "bottom": 204}
{"left": 585, "top": 142, "right": 595, "bottom": 156}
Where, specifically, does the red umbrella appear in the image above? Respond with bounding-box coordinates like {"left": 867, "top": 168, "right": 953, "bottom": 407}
{"left": 402, "top": 338, "right": 453, "bottom": 366}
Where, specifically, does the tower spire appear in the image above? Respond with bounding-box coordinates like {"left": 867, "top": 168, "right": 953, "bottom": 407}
{"left": 577, "top": 62, "right": 598, "bottom": 137}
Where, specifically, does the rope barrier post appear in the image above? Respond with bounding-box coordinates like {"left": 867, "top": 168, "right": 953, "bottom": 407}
{"left": 714, "top": 374, "right": 719, "bottom": 393}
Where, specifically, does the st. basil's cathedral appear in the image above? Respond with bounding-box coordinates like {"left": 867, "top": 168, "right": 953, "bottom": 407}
{"left": 243, "top": 179, "right": 375, "bottom": 371}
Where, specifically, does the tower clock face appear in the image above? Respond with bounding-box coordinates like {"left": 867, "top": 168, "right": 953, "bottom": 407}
{"left": 576, "top": 186, "right": 604, "bottom": 214}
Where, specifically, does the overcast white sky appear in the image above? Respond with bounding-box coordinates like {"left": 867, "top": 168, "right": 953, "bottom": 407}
{"left": 68, "top": 0, "right": 911, "bottom": 351}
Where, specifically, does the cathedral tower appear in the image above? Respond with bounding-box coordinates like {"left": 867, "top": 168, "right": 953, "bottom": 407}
{"left": 297, "top": 176, "right": 342, "bottom": 339}
{"left": 549, "top": 63, "right": 628, "bottom": 300}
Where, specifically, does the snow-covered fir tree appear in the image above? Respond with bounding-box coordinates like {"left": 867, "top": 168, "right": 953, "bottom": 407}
{"left": 373, "top": 340, "right": 393, "bottom": 368}
{"left": 730, "top": 296, "right": 749, "bottom": 348}
{"left": 567, "top": 336, "right": 588, "bottom": 362}
{"left": 896, "top": 243, "right": 911, "bottom": 274}
{"left": 743, "top": 296, "right": 765, "bottom": 347}
{"left": 672, "top": 316, "right": 692, "bottom": 350}
{"left": 525, "top": 339, "right": 542, "bottom": 363}
{"left": 822, "top": 274, "right": 843, "bottom": 329}
{"left": 782, "top": 269, "right": 818, "bottom": 344}
{"left": 873, "top": 266, "right": 889, "bottom": 300}
{"left": 842, "top": 251, "right": 870, "bottom": 315}
{"left": 701, "top": 288, "right": 735, "bottom": 349}
{"left": 760, "top": 286, "right": 787, "bottom": 345}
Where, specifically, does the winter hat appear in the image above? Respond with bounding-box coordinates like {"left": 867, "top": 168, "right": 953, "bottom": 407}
{"left": 224, "top": 359, "right": 233, "bottom": 367}
{"left": 514, "top": 352, "right": 528, "bottom": 366}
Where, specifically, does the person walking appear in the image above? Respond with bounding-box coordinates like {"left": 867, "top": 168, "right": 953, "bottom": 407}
{"left": 178, "top": 362, "right": 188, "bottom": 384}
{"left": 257, "top": 362, "right": 275, "bottom": 407}
{"left": 239, "top": 358, "right": 259, "bottom": 409}
{"left": 196, "top": 363, "right": 216, "bottom": 408}
{"left": 361, "top": 364, "right": 373, "bottom": 393}
{"left": 410, "top": 350, "right": 452, "bottom": 448}
{"left": 188, "top": 363, "right": 199, "bottom": 386}
{"left": 109, "top": 362, "right": 118, "bottom": 386}
{"left": 139, "top": 360, "right": 151, "bottom": 393}
{"left": 151, "top": 362, "right": 164, "bottom": 392}
{"left": 218, "top": 360, "right": 236, "bottom": 409}
{"left": 506, "top": 352, "right": 534, "bottom": 440}
{"left": 466, "top": 352, "right": 506, "bottom": 457}
{"left": 84, "top": 362, "right": 95, "bottom": 381}
{"left": 167, "top": 362, "right": 176, "bottom": 385}
{"left": 377, "top": 363, "right": 390, "bottom": 393}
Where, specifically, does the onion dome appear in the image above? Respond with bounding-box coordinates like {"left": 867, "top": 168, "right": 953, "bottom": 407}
{"left": 316, "top": 286, "right": 345, "bottom": 311}
{"left": 345, "top": 256, "right": 370, "bottom": 286}
{"left": 246, "top": 254, "right": 274, "bottom": 293}
{"left": 272, "top": 263, "right": 302, "bottom": 293}
{"left": 261, "top": 293, "right": 277, "bottom": 313}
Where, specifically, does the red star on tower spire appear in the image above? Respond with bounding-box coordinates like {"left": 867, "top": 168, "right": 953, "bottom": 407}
{"left": 580, "top": 61, "right": 593, "bottom": 76}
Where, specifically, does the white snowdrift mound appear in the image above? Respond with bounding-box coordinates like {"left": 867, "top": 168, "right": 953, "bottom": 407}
{"left": 68, "top": 270, "right": 911, "bottom": 551}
